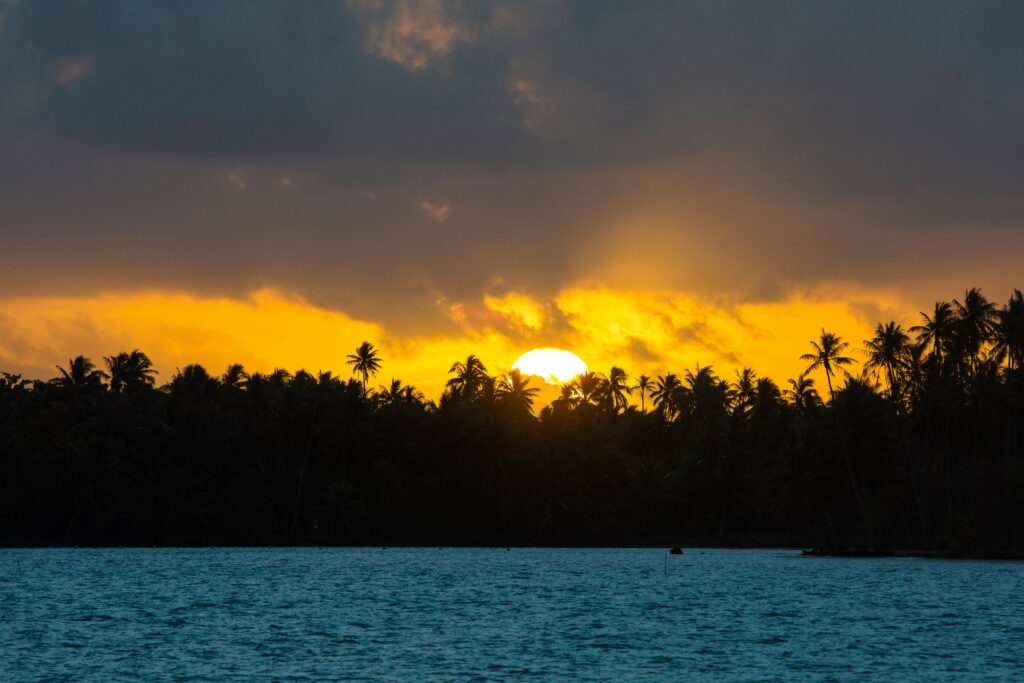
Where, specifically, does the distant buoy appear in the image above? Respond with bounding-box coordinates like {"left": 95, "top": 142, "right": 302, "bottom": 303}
{"left": 669, "top": 547, "right": 683, "bottom": 555}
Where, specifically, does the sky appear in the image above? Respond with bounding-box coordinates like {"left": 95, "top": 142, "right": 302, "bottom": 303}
{"left": 2, "top": 0, "right": 1023, "bottom": 398}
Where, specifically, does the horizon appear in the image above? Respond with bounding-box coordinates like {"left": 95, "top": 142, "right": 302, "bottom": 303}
{"left": 4, "top": 285, "right": 1019, "bottom": 405}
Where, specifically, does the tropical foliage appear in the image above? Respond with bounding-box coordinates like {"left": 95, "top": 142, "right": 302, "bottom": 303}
{"left": 1, "top": 289, "right": 1022, "bottom": 555}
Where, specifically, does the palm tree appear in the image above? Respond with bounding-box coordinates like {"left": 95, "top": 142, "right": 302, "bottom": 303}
{"left": 910, "top": 301, "right": 955, "bottom": 371}
{"left": 753, "top": 377, "right": 783, "bottom": 410}
{"left": 378, "top": 378, "right": 404, "bottom": 405}
{"left": 570, "top": 371, "right": 606, "bottom": 407}
{"left": 632, "top": 374, "right": 654, "bottom": 413}
{"left": 551, "top": 383, "right": 581, "bottom": 411}
{"left": 784, "top": 373, "right": 821, "bottom": 414}
{"left": 800, "top": 329, "right": 855, "bottom": 399}
{"left": 403, "top": 384, "right": 427, "bottom": 406}
{"left": 220, "top": 364, "right": 249, "bottom": 389}
{"left": 606, "top": 367, "right": 631, "bottom": 412}
{"left": 863, "top": 321, "right": 910, "bottom": 403}
{"left": 446, "top": 354, "right": 489, "bottom": 399}
{"left": 496, "top": 368, "right": 541, "bottom": 413}
{"left": 377, "top": 378, "right": 425, "bottom": 407}
{"left": 898, "top": 342, "right": 928, "bottom": 405}
{"left": 828, "top": 377, "right": 896, "bottom": 550}
{"left": 268, "top": 368, "right": 293, "bottom": 387}
{"left": 346, "top": 341, "right": 382, "bottom": 394}
{"left": 54, "top": 356, "right": 107, "bottom": 387}
{"left": 993, "top": 289, "right": 1024, "bottom": 371}
{"left": 953, "top": 288, "right": 998, "bottom": 376}
{"left": 167, "top": 364, "right": 219, "bottom": 396}
{"left": 684, "top": 365, "right": 728, "bottom": 422}
{"left": 733, "top": 368, "right": 757, "bottom": 417}
{"left": 104, "top": 349, "right": 157, "bottom": 393}
{"left": 651, "top": 373, "right": 682, "bottom": 419}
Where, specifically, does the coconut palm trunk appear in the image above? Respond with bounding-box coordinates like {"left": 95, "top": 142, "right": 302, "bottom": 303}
{"left": 290, "top": 396, "right": 320, "bottom": 536}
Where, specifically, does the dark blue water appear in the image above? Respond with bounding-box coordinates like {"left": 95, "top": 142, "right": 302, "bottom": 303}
{"left": 1, "top": 548, "right": 1021, "bottom": 681}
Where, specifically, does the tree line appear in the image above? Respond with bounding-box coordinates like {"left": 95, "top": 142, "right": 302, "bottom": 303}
{"left": 1, "top": 287, "right": 1021, "bottom": 555}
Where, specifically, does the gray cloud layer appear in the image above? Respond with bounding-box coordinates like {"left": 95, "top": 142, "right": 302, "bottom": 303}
{"left": 2, "top": 0, "right": 1023, "bottom": 327}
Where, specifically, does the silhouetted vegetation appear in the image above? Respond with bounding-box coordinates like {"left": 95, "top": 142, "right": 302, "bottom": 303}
{"left": 1, "top": 288, "right": 1022, "bottom": 556}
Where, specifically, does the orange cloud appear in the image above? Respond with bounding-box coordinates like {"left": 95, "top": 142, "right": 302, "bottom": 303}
{"left": 54, "top": 56, "right": 91, "bottom": 85}
{"left": 347, "top": 0, "right": 475, "bottom": 72}
{"left": 0, "top": 285, "right": 912, "bottom": 402}
{"left": 420, "top": 201, "right": 450, "bottom": 222}
{"left": 484, "top": 292, "right": 545, "bottom": 332}
{"left": 553, "top": 286, "right": 906, "bottom": 390}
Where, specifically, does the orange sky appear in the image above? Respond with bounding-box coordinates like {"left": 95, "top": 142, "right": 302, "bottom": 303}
{"left": 0, "top": 284, "right": 915, "bottom": 401}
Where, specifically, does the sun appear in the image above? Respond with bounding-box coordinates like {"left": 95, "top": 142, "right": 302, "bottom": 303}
{"left": 512, "top": 348, "right": 587, "bottom": 385}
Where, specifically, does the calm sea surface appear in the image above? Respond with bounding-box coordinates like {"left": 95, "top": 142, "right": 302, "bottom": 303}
{"left": 1, "top": 548, "right": 1021, "bottom": 681}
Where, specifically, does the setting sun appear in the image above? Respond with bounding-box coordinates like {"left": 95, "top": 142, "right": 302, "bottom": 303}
{"left": 512, "top": 348, "right": 588, "bottom": 385}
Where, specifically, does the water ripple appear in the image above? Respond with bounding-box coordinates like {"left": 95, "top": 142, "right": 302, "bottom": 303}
{"left": 1, "top": 548, "right": 1022, "bottom": 681}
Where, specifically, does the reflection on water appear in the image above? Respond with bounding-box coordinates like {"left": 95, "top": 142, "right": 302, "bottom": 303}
{"left": 1, "top": 548, "right": 1022, "bottom": 681}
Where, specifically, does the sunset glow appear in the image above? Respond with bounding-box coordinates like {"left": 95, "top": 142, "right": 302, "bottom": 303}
{"left": 0, "top": 286, "right": 904, "bottom": 400}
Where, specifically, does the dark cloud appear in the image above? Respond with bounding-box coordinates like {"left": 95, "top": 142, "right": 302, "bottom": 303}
{"left": 2, "top": 0, "right": 1023, "bottom": 326}
{"left": 0, "top": 0, "right": 537, "bottom": 162}
{"left": 623, "top": 337, "right": 664, "bottom": 366}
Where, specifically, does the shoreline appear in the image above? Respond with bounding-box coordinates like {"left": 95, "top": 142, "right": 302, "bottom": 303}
{"left": 3, "top": 540, "right": 1021, "bottom": 560}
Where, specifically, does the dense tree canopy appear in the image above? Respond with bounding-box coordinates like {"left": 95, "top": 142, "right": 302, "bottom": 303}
{"left": 1, "top": 288, "right": 1022, "bottom": 555}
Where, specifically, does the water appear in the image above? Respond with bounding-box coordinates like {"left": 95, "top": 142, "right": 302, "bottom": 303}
{"left": 1, "top": 548, "right": 1021, "bottom": 681}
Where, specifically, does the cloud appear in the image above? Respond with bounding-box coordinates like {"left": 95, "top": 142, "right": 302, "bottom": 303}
{"left": 226, "top": 169, "right": 248, "bottom": 192}
{"left": 53, "top": 55, "right": 90, "bottom": 85}
{"left": 1, "top": 0, "right": 1023, "bottom": 357}
{"left": 484, "top": 292, "right": 545, "bottom": 333}
{"left": 346, "top": 0, "right": 477, "bottom": 72}
{"left": 0, "top": 1, "right": 539, "bottom": 164}
{"left": 0, "top": 284, "right": 918, "bottom": 402}
{"left": 508, "top": 74, "right": 555, "bottom": 131}
{"left": 419, "top": 200, "right": 450, "bottom": 222}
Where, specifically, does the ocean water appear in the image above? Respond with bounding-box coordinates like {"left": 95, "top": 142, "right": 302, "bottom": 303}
{"left": 1, "top": 548, "right": 1021, "bottom": 681}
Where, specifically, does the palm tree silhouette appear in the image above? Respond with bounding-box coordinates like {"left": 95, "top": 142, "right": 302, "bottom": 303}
{"left": 551, "top": 382, "right": 580, "bottom": 411}
{"left": 632, "top": 374, "right": 654, "bottom": 414}
{"left": 953, "top": 288, "right": 998, "bottom": 377}
{"left": 346, "top": 342, "right": 382, "bottom": 394}
{"left": 606, "top": 367, "right": 631, "bottom": 412}
{"left": 8, "top": 283, "right": 1024, "bottom": 552}
{"left": 447, "top": 354, "right": 489, "bottom": 399}
{"left": 733, "top": 368, "right": 757, "bottom": 417}
{"left": 993, "top": 290, "right": 1024, "bottom": 371}
{"left": 784, "top": 373, "right": 821, "bottom": 414}
{"left": 863, "top": 321, "right": 910, "bottom": 404}
{"left": 684, "top": 365, "right": 728, "bottom": 421}
{"left": 570, "top": 371, "right": 606, "bottom": 407}
{"left": 104, "top": 349, "right": 157, "bottom": 393}
{"left": 496, "top": 368, "right": 541, "bottom": 413}
{"left": 220, "top": 364, "right": 249, "bottom": 389}
{"left": 899, "top": 343, "right": 928, "bottom": 404}
{"left": 167, "top": 364, "right": 220, "bottom": 397}
{"left": 800, "top": 329, "right": 855, "bottom": 399}
{"left": 377, "top": 377, "right": 426, "bottom": 408}
{"left": 910, "top": 301, "right": 955, "bottom": 372}
{"left": 754, "top": 377, "right": 783, "bottom": 411}
{"left": 651, "top": 373, "right": 682, "bottom": 419}
{"left": 54, "top": 356, "right": 108, "bottom": 387}
{"left": 378, "top": 378, "right": 404, "bottom": 405}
